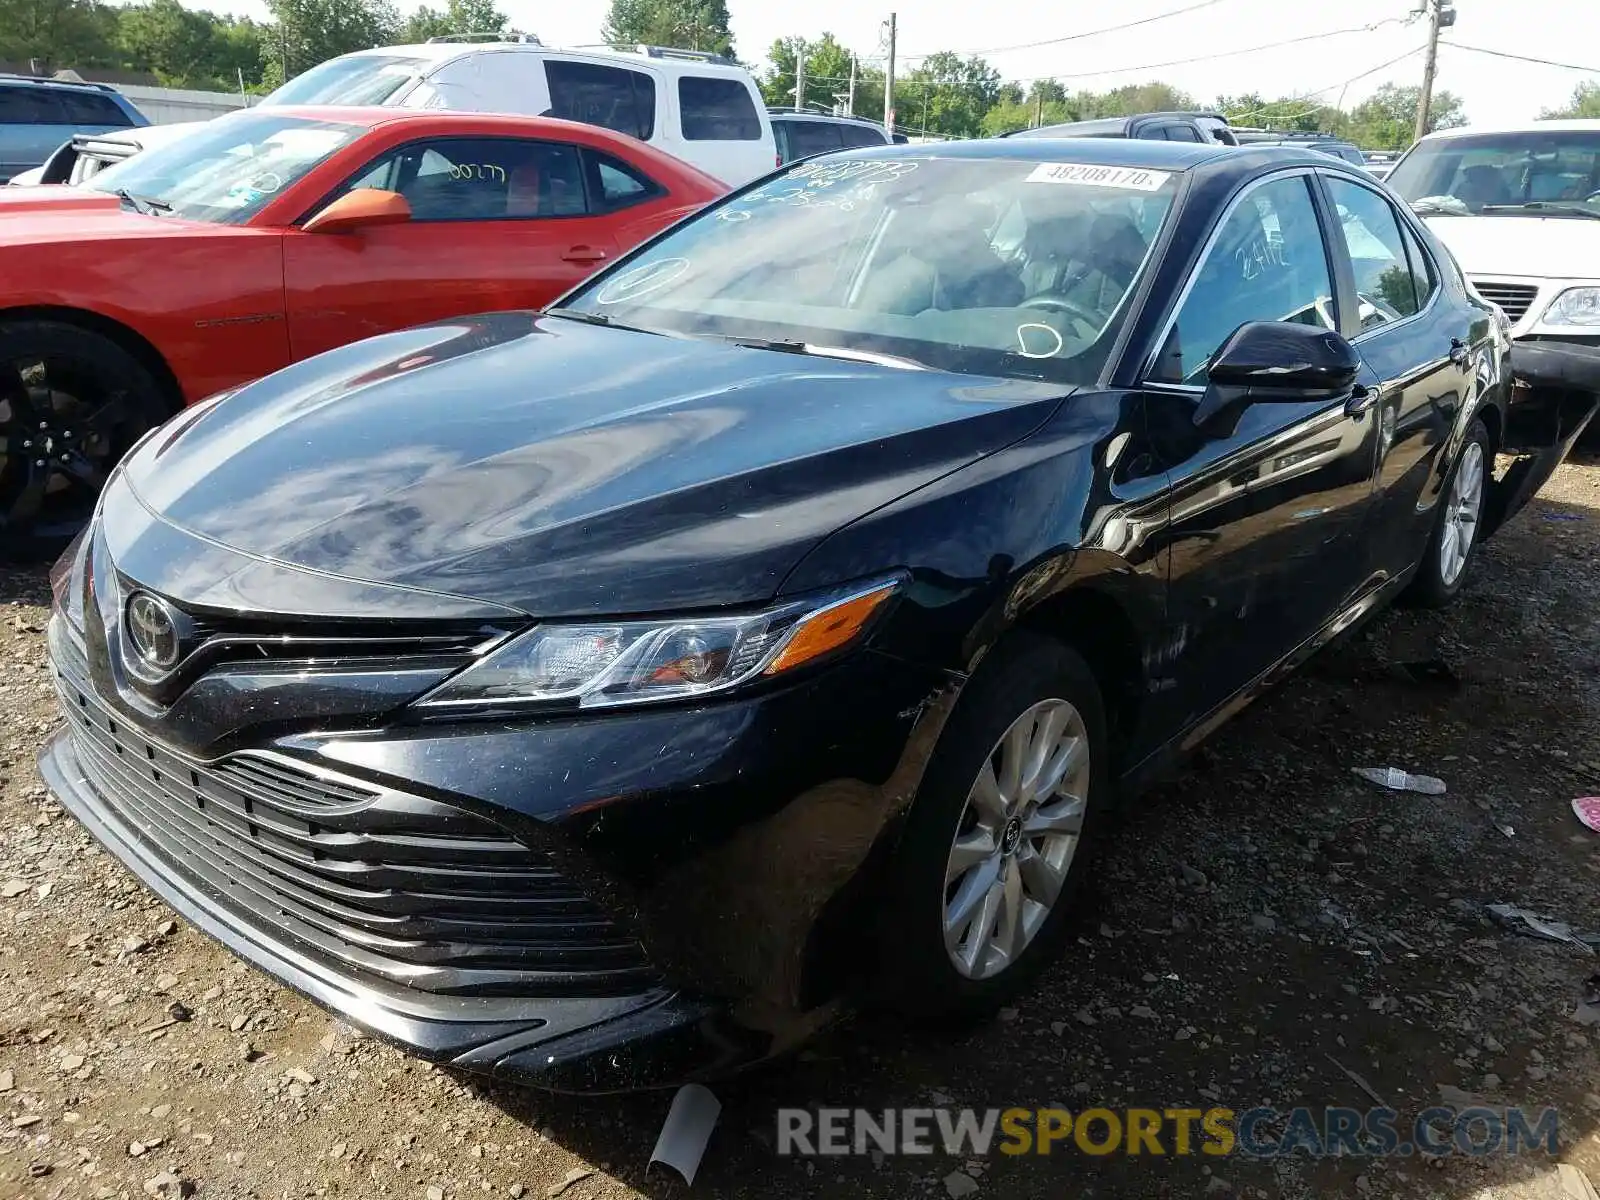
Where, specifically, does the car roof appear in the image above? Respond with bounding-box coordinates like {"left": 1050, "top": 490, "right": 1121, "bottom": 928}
{"left": 330, "top": 40, "right": 755, "bottom": 78}
{"left": 828, "top": 137, "right": 1356, "bottom": 181}
{"left": 770, "top": 111, "right": 885, "bottom": 127}
{"left": 0, "top": 72, "right": 118, "bottom": 94}
{"left": 1419, "top": 118, "right": 1600, "bottom": 141}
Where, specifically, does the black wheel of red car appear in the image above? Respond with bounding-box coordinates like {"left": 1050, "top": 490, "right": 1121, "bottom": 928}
{"left": 0, "top": 321, "right": 171, "bottom": 562}
{"left": 872, "top": 631, "right": 1111, "bottom": 1023}
{"left": 1403, "top": 416, "right": 1492, "bottom": 610}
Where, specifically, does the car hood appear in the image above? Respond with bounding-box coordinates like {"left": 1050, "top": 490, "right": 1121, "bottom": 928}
{"left": 0, "top": 187, "right": 216, "bottom": 246}
{"left": 1421, "top": 213, "right": 1600, "bottom": 279}
{"left": 118, "top": 313, "right": 1069, "bottom": 616}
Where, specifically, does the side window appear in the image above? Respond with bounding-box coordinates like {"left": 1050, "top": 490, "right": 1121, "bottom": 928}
{"left": 588, "top": 150, "right": 661, "bottom": 210}
{"left": 838, "top": 123, "right": 888, "bottom": 149}
{"left": 1152, "top": 175, "right": 1336, "bottom": 384}
{"left": 332, "top": 138, "right": 589, "bottom": 222}
{"left": 1397, "top": 219, "right": 1437, "bottom": 310}
{"left": 1164, "top": 124, "right": 1204, "bottom": 143}
{"left": 1325, "top": 176, "right": 1420, "bottom": 328}
{"left": 544, "top": 61, "right": 655, "bottom": 141}
{"left": 56, "top": 91, "right": 133, "bottom": 126}
{"left": 678, "top": 76, "right": 761, "bottom": 141}
{"left": 0, "top": 86, "right": 66, "bottom": 124}
{"left": 786, "top": 120, "right": 843, "bottom": 159}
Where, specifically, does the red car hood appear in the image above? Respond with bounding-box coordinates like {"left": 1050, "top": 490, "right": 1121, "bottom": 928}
{"left": 0, "top": 187, "right": 219, "bottom": 246}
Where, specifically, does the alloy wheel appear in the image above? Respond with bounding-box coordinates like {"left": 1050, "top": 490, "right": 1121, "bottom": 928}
{"left": 943, "top": 698, "right": 1090, "bottom": 980}
{"left": 0, "top": 355, "right": 132, "bottom": 544}
{"left": 1439, "top": 440, "right": 1484, "bottom": 587}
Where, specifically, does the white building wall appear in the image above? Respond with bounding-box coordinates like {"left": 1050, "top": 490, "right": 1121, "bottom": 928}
{"left": 114, "top": 84, "right": 259, "bottom": 125}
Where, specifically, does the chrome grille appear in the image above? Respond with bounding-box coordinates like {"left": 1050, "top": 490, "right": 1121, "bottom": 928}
{"left": 51, "top": 634, "right": 653, "bottom": 997}
{"left": 1470, "top": 280, "right": 1540, "bottom": 323}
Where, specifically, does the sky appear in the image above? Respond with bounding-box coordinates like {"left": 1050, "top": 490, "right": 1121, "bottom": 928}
{"left": 216, "top": 0, "right": 1600, "bottom": 127}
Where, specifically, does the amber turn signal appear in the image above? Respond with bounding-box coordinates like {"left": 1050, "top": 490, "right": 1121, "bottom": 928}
{"left": 764, "top": 582, "right": 899, "bottom": 675}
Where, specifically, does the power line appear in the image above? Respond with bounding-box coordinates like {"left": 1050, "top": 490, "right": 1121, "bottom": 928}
{"left": 1001, "top": 19, "right": 1407, "bottom": 86}
{"left": 1439, "top": 41, "right": 1600, "bottom": 73}
{"left": 1225, "top": 44, "right": 1427, "bottom": 123}
{"left": 899, "top": 0, "right": 1228, "bottom": 61}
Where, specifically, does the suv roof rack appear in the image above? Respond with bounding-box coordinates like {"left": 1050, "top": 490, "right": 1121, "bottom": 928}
{"left": 0, "top": 71, "right": 117, "bottom": 92}
{"left": 630, "top": 45, "right": 736, "bottom": 66}
{"left": 425, "top": 32, "right": 541, "bottom": 44}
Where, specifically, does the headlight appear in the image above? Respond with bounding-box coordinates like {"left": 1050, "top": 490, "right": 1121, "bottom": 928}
{"left": 414, "top": 576, "right": 903, "bottom": 712}
{"left": 1539, "top": 287, "right": 1600, "bottom": 327}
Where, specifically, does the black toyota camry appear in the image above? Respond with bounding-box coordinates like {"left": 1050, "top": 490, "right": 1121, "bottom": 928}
{"left": 39, "top": 138, "right": 1597, "bottom": 1093}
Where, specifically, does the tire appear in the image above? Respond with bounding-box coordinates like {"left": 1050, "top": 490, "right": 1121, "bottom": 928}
{"left": 873, "top": 631, "right": 1111, "bottom": 1022}
{"left": 1404, "top": 416, "right": 1491, "bottom": 609}
{"left": 0, "top": 321, "right": 171, "bottom": 562}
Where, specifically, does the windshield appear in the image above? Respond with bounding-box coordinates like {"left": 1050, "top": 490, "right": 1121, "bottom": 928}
{"left": 260, "top": 54, "right": 427, "bottom": 107}
{"left": 560, "top": 155, "right": 1180, "bottom": 384}
{"left": 86, "top": 112, "right": 363, "bottom": 224}
{"left": 1388, "top": 130, "right": 1600, "bottom": 216}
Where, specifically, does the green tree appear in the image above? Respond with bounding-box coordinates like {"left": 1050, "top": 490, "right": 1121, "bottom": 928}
{"left": 1541, "top": 81, "right": 1600, "bottom": 119}
{"left": 399, "top": 0, "right": 506, "bottom": 44}
{"left": 0, "top": 0, "right": 117, "bottom": 69}
{"left": 762, "top": 32, "right": 880, "bottom": 114}
{"left": 602, "top": 0, "right": 732, "bottom": 57}
{"left": 898, "top": 51, "right": 1001, "bottom": 138}
{"left": 1343, "top": 82, "right": 1466, "bottom": 150}
{"left": 258, "top": 0, "right": 399, "bottom": 89}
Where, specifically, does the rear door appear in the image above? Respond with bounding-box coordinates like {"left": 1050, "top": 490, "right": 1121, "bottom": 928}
{"left": 1139, "top": 170, "right": 1383, "bottom": 729}
{"left": 1320, "top": 170, "right": 1476, "bottom": 578}
{"left": 0, "top": 85, "right": 70, "bottom": 182}
{"left": 282, "top": 134, "right": 622, "bottom": 360}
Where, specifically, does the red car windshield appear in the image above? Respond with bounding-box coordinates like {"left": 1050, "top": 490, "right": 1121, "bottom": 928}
{"left": 86, "top": 112, "right": 363, "bottom": 224}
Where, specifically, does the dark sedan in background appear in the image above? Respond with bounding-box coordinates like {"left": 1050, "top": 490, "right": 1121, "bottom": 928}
{"left": 39, "top": 138, "right": 1597, "bottom": 1093}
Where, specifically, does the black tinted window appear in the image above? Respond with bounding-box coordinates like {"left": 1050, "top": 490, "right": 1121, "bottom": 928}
{"left": 1164, "top": 124, "right": 1203, "bottom": 143}
{"left": 837, "top": 123, "right": 888, "bottom": 149}
{"left": 590, "top": 151, "right": 660, "bottom": 209}
{"left": 545, "top": 60, "right": 655, "bottom": 141}
{"left": 784, "top": 121, "right": 842, "bottom": 160}
{"left": 0, "top": 86, "right": 66, "bottom": 124}
{"left": 55, "top": 90, "right": 132, "bottom": 125}
{"left": 678, "top": 76, "right": 760, "bottom": 141}
{"left": 342, "top": 137, "right": 589, "bottom": 221}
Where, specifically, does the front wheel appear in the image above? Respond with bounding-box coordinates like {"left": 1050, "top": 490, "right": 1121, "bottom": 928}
{"left": 0, "top": 321, "right": 171, "bottom": 562}
{"left": 1405, "top": 416, "right": 1491, "bottom": 609}
{"left": 873, "top": 632, "right": 1110, "bottom": 1021}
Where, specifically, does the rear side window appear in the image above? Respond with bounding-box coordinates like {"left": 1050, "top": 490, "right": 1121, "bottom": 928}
{"left": 1326, "top": 175, "right": 1422, "bottom": 326}
{"left": 784, "top": 120, "right": 843, "bottom": 159}
{"left": 678, "top": 76, "right": 760, "bottom": 141}
{"left": 838, "top": 123, "right": 888, "bottom": 149}
{"left": 1397, "top": 218, "right": 1438, "bottom": 310}
{"left": 588, "top": 150, "right": 662, "bottom": 210}
{"left": 0, "top": 85, "right": 66, "bottom": 124}
{"left": 55, "top": 91, "right": 133, "bottom": 126}
{"left": 545, "top": 60, "right": 655, "bottom": 141}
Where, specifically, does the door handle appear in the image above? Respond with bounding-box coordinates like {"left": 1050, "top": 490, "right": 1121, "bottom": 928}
{"left": 562, "top": 246, "right": 607, "bottom": 264}
{"left": 1449, "top": 337, "right": 1471, "bottom": 367}
{"left": 1345, "top": 384, "right": 1379, "bottom": 418}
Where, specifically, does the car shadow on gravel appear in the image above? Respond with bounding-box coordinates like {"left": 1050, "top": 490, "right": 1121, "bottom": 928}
{"left": 457, "top": 488, "right": 1600, "bottom": 1199}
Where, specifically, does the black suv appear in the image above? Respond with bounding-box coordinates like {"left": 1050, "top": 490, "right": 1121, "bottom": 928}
{"left": 769, "top": 110, "right": 895, "bottom": 163}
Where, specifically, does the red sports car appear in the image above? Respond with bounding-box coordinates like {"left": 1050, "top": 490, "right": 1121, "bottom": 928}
{"left": 0, "top": 105, "right": 726, "bottom": 557}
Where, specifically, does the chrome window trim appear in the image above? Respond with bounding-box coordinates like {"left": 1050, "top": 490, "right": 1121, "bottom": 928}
{"left": 1320, "top": 169, "right": 1443, "bottom": 346}
{"left": 1137, "top": 166, "right": 1328, "bottom": 385}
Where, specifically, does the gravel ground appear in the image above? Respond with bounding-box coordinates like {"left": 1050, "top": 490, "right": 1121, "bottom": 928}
{"left": 3, "top": 457, "right": 1600, "bottom": 1200}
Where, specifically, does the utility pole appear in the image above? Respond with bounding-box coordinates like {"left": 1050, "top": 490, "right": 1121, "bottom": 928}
{"left": 1034, "top": 91, "right": 1043, "bottom": 128}
{"left": 1414, "top": 0, "right": 1456, "bottom": 144}
{"left": 883, "top": 12, "right": 896, "bottom": 135}
{"left": 794, "top": 41, "right": 806, "bottom": 111}
{"left": 279, "top": 20, "right": 288, "bottom": 84}
{"left": 847, "top": 53, "right": 857, "bottom": 117}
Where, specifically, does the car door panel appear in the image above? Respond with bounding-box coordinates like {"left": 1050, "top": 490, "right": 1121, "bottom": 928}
{"left": 1138, "top": 172, "right": 1381, "bottom": 731}
{"left": 282, "top": 135, "right": 621, "bottom": 360}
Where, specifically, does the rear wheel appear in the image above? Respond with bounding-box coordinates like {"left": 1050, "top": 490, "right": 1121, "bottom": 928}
{"left": 874, "top": 632, "right": 1110, "bottom": 1021}
{"left": 1404, "top": 416, "right": 1490, "bottom": 609}
{"left": 0, "top": 321, "right": 171, "bottom": 562}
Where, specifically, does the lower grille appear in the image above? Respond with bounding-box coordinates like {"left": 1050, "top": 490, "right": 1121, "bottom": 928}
{"left": 1471, "top": 279, "right": 1540, "bottom": 323}
{"left": 52, "top": 635, "right": 653, "bottom": 997}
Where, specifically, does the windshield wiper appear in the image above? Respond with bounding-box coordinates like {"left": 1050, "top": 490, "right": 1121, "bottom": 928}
{"left": 720, "top": 335, "right": 930, "bottom": 371}
{"left": 113, "top": 188, "right": 171, "bottom": 216}
{"left": 543, "top": 307, "right": 662, "bottom": 335}
{"left": 1481, "top": 202, "right": 1600, "bottom": 220}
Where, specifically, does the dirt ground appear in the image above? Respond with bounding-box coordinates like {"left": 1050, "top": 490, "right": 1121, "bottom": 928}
{"left": 3, "top": 457, "right": 1600, "bottom": 1200}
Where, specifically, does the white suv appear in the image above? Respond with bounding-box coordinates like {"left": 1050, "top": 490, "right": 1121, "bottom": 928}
{"left": 259, "top": 38, "right": 776, "bottom": 188}
{"left": 1387, "top": 120, "right": 1600, "bottom": 348}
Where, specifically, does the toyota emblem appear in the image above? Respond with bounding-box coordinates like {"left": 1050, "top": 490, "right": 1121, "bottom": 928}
{"left": 126, "top": 593, "right": 182, "bottom": 672}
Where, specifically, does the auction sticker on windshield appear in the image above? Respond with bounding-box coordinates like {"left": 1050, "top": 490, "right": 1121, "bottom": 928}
{"left": 1026, "top": 163, "right": 1171, "bottom": 191}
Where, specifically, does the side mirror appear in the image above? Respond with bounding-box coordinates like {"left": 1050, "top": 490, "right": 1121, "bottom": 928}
{"left": 1192, "top": 321, "right": 1362, "bottom": 430}
{"left": 302, "top": 188, "right": 412, "bottom": 235}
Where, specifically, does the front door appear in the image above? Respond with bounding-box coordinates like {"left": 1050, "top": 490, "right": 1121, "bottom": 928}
{"left": 1139, "top": 171, "right": 1382, "bottom": 732}
{"left": 282, "top": 135, "right": 621, "bottom": 360}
